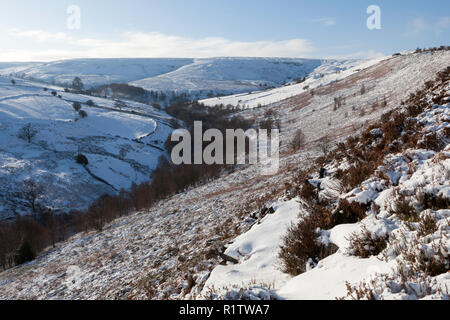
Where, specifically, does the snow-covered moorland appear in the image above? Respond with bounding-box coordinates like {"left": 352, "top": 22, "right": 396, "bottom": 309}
{"left": 0, "top": 59, "right": 193, "bottom": 89}
{"left": 1, "top": 57, "right": 366, "bottom": 102}
{"left": 130, "top": 57, "right": 327, "bottom": 99}
{"left": 200, "top": 56, "right": 387, "bottom": 109}
{"left": 203, "top": 64, "right": 450, "bottom": 300}
{"left": 0, "top": 50, "right": 448, "bottom": 300}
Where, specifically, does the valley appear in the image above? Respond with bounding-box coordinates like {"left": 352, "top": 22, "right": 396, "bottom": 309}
{"left": 0, "top": 49, "right": 448, "bottom": 300}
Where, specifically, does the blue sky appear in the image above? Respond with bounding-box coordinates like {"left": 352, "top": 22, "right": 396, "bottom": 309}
{"left": 0, "top": 0, "right": 448, "bottom": 61}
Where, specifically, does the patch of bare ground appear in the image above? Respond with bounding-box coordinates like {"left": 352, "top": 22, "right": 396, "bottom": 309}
{"left": 289, "top": 92, "right": 313, "bottom": 111}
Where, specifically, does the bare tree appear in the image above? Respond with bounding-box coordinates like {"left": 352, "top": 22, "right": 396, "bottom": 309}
{"left": 290, "top": 129, "right": 306, "bottom": 151}
{"left": 20, "top": 179, "right": 45, "bottom": 213}
{"left": 318, "top": 136, "right": 331, "bottom": 157}
{"left": 18, "top": 124, "right": 38, "bottom": 143}
{"left": 381, "top": 95, "right": 388, "bottom": 108}
{"left": 260, "top": 109, "right": 282, "bottom": 134}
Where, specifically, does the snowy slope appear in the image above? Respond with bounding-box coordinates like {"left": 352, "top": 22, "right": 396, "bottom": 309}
{"left": 200, "top": 57, "right": 387, "bottom": 108}
{"left": 0, "top": 76, "right": 173, "bottom": 218}
{"left": 202, "top": 199, "right": 302, "bottom": 291}
{"left": 0, "top": 62, "right": 42, "bottom": 74}
{"left": 201, "top": 64, "right": 450, "bottom": 300}
{"left": 0, "top": 59, "right": 194, "bottom": 89}
{"left": 130, "top": 58, "right": 324, "bottom": 98}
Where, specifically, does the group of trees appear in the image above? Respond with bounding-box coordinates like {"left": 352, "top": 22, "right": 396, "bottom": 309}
{"left": 259, "top": 109, "right": 281, "bottom": 133}
{"left": 0, "top": 208, "right": 72, "bottom": 270}
{"left": 72, "top": 101, "right": 87, "bottom": 118}
{"left": 92, "top": 83, "right": 148, "bottom": 102}
{"left": 0, "top": 177, "right": 67, "bottom": 270}
{"left": 166, "top": 101, "right": 250, "bottom": 130}
{"left": 0, "top": 151, "right": 231, "bottom": 271}
{"left": 165, "top": 100, "right": 259, "bottom": 169}
{"left": 90, "top": 83, "right": 191, "bottom": 107}
{"left": 333, "top": 96, "right": 346, "bottom": 111}
{"left": 415, "top": 46, "right": 450, "bottom": 53}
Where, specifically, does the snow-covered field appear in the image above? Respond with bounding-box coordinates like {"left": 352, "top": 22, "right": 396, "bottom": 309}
{"left": 0, "top": 77, "right": 173, "bottom": 217}
{"left": 0, "top": 50, "right": 448, "bottom": 300}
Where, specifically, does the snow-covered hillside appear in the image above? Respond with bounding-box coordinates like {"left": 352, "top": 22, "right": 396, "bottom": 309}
{"left": 130, "top": 58, "right": 326, "bottom": 98}
{"left": 200, "top": 57, "right": 387, "bottom": 109}
{"left": 0, "top": 62, "right": 41, "bottom": 73}
{"left": 0, "top": 50, "right": 447, "bottom": 300}
{"left": 202, "top": 57, "right": 450, "bottom": 300}
{"left": 1, "top": 58, "right": 366, "bottom": 103}
{"left": 0, "top": 59, "right": 193, "bottom": 89}
{"left": 0, "top": 76, "right": 173, "bottom": 218}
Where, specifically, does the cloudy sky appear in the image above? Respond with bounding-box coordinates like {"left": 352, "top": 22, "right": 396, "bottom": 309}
{"left": 0, "top": 0, "right": 448, "bottom": 61}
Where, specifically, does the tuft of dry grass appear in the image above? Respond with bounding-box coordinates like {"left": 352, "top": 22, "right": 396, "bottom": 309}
{"left": 332, "top": 199, "right": 368, "bottom": 225}
{"left": 391, "top": 195, "right": 419, "bottom": 222}
{"left": 347, "top": 225, "right": 389, "bottom": 258}
{"left": 422, "top": 193, "right": 450, "bottom": 211}
{"left": 391, "top": 233, "right": 449, "bottom": 277}
{"left": 417, "top": 213, "right": 438, "bottom": 237}
{"left": 278, "top": 213, "right": 338, "bottom": 276}
{"left": 340, "top": 263, "right": 449, "bottom": 300}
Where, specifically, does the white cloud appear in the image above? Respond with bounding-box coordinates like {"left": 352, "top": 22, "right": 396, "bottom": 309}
{"left": 436, "top": 16, "right": 450, "bottom": 32}
{"left": 8, "top": 28, "right": 70, "bottom": 42}
{"left": 410, "top": 17, "right": 428, "bottom": 35}
{"left": 406, "top": 16, "right": 450, "bottom": 36}
{"left": 0, "top": 30, "right": 315, "bottom": 61}
{"left": 312, "top": 18, "right": 336, "bottom": 27}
